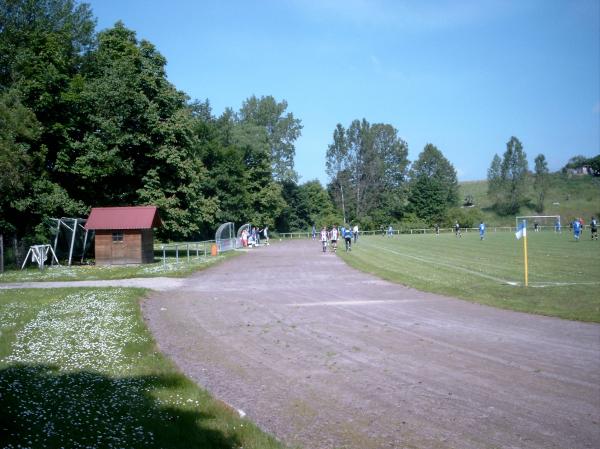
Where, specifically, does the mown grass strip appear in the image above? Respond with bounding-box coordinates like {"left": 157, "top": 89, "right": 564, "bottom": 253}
{"left": 340, "top": 232, "right": 600, "bottom": 322}
{"left": 0, "top": 250, "right": 241, "bottom": 283}
{"left": 0, "top": 288, "right": 286, "bottom": 449}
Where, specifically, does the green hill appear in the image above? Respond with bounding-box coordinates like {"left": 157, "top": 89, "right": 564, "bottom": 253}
{"left": 459, "top": 174, "right": 600, "bottom": 226}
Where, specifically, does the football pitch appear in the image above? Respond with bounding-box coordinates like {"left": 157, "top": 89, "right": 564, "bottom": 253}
{"left": 339, "top": 230, "right": 600, "bottom": 322}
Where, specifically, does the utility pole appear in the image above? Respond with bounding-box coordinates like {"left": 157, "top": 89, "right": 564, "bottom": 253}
{"left": 0, "top": 234, "right": 4, "bottom": 273}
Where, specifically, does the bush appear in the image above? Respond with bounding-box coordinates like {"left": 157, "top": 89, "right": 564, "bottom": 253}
{"left": 398, "top": 213, "right": 430, "bottom": 230}
{"left": 446, "top": 207, "right": 484, "bottom": 228}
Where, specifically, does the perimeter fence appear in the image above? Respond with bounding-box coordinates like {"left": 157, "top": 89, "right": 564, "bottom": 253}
{"left": 155, "top": 240, "right": 215, "bottom": 268}
{"left": 277, "top": 225, "right": 568, "bottom": 239}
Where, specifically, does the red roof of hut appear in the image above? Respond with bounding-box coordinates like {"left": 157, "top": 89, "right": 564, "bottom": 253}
{"left": 85, "top": 206, "right": 162, "bottom": 230}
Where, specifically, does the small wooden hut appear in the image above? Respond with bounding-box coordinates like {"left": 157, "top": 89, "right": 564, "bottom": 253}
{"left": 85, "top": 206, "right": 162, "bottom": 265}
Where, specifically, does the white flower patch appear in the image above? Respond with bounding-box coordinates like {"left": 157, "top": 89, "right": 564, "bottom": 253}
{"left": 0, "top": 366, "right": 158, "bottom": 448}
{"left": 0, "top": 291, "right": 169, "bottom": 448}
{"left": 13, "top": 266, "right": 80, "bottom": 280}
{"left": 140, "top": 256, "right": 218, "bottom": 274}
{"left": 0, "top": 301, "right": 32, "bottom": 329}
{"left": 3, "top": 289, "right": 148, "bottom": 373}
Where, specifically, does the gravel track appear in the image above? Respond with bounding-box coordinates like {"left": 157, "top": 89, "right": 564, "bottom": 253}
{"left": 3, "top": 241, "right": 596, "bottom": 448}
{"left": 142, "top": 240, "right": 600, "bottom": 449}
{"left": 0, "top": 277, "right": 184, "bottom": 291}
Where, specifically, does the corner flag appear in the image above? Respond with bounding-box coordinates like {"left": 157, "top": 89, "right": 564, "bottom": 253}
{"left": 515, "top": 221, "right": 527, "bottom": 240}
{"left": 515, "top": 219, "right": 528, "bottom": 286}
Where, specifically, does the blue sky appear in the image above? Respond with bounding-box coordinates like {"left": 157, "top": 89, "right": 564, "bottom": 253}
{"left": 87, "top": 0, "right": 599, "bottom": 184}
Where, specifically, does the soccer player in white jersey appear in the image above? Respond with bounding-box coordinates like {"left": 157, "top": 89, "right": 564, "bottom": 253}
{"left": 330, "top": 225, "right": 339, "bottom": 253}
{"left": 320, "top": 227, "right": 328, "bottom": 253}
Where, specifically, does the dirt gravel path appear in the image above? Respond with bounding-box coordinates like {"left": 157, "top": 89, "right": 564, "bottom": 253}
{"left": 0, "top": 277, "right": 184, "bottom": 291}
{"left": 143, "top": 240, "right": 599, "bottom": 449}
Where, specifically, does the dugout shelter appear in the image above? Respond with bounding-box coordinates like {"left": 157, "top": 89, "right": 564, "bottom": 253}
{"left": 85, "top": 206, "right": 162, "bottom": 265}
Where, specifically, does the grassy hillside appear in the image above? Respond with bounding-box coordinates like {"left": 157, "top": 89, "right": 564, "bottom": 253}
{"left": 459, "top": 174, "right": 600, "bottom": 226}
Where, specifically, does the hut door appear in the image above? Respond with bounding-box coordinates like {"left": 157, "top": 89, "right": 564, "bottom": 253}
{"left": 111, "top": 231, "right": 125, "bottom": 262}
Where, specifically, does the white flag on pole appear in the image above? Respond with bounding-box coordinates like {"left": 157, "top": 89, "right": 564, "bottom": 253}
{"left": 515, "top": 222, "right": 527, "bottom": 240}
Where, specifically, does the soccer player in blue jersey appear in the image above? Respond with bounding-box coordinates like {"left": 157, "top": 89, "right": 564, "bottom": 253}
{"left": 573, "top": 218, "right": 582, "bottom": 241}
{"left": 344, "top": 227, "right": 353, "bottom": 251}
{"left": 479, "top": 221, "right": 485, "bottom": 240}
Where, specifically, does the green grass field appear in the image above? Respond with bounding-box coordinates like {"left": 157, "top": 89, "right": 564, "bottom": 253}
{"left": 0, "top": 288, "right": 286, "bottom": 449}
{"left": 0, "top": 251, "right": 239, "bottom": 283}
{"left": 339, "top": 231, "right": 600, "bottom": 322}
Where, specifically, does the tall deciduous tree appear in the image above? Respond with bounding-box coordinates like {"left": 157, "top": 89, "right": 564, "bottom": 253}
{"left": 0, "top": 91, "right": 40, "bottom": 233}
{"left": 533, "top": 153, "right": 549, "bottom": 213}
{"left": 487, "top": 153, "right": 503, "bottom": 205}
{"left": 0, "top": 0, "right": 94, "bottom": 172}
{"left": 238, "top": 95, "right": 302, "bottom": 183}
{"left": 326, "top": 124, "right": 350, "bottom": 223}
{"left": 325, "top": 119, "right": 409, "bottom": 225}
{"left": 0, "top": 0, "right": 95, "bottom": 237}
{"left": 498, "top": 136, "right": 529, "bottom": 215}
{"left": 54, "top": 22, "right": 216, "bottom": 239}
{"left": 486, "top": 137, "right": 530, "bottom": 215}
{"left": 407, "top": 144, "right": 458, "bottom": 223}
{"left": 277, "top": 180, "right": 337, "bottom": 231}
{"left": 192, "top": 105, "right": 288, "bottom": 233}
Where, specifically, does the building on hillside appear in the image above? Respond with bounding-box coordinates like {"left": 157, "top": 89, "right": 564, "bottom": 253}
{"left": 566, "top": 165, "right": 593, "bottom": 176}
{"left": 85, "top": 206, "right": 162, "bottom": 265}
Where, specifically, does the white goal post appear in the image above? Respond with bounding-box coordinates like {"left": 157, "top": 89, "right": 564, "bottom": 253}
{"left": 515, "top": 215, "right": 561, "bottom": 232}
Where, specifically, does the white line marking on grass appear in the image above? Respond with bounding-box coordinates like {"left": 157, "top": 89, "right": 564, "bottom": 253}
{"left": 369, "top": 243, "right": 515, "bottom": 285}
{"left": 529, "top": 282, "right": 600, "bottom": 288}
{"left": 368, "top": 244, "right": 600, "bottom": 288}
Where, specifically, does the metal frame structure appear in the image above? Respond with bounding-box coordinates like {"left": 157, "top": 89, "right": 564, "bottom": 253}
{"left": 50, "top": 218, "right": 91, "bottom": 265}
{"left": 21, "top": 244, "right": 60, "bottom": 270}
{"left": 215, "top": 222, "right": 237, "bottom": 252}
{"left": 515, "top": 215, "right": 561, "bottom": 231}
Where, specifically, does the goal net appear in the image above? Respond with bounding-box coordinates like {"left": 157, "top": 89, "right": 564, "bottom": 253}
{"left": 515, "top": 215, "right": 561, "bottom": 233}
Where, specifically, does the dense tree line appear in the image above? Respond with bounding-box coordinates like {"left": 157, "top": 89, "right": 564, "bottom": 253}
{"left": 325, "top": 119, "right": 459, "bottom": 228}
{"left": 9, "top": 0, "right": 561, "bottom": 243}
{"left": 0, "top": 0, "right": 332, "bottom": 242}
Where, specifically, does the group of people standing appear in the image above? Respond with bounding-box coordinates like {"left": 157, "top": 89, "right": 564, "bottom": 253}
{"left": 315, "top": 224, "right": 358, "bottom": 253}
{"left": 308, "top": 216, "right": 597, "bottom": 251}
{"left": 240, "top": 226, "right": 269, "bottom": 247}
{"left": 571, "top": 217, "right": 597, "bottom": 241}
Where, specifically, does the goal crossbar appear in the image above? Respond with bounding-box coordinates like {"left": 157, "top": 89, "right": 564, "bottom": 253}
{"left": 515, "top": 215, "right": 561, "bottom": 229}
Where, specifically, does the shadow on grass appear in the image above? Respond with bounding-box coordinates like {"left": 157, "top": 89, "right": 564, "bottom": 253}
{"left": 0, "top": 364, "right": 240, "bottom": 449}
